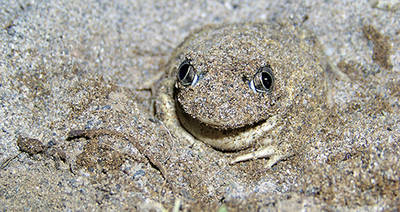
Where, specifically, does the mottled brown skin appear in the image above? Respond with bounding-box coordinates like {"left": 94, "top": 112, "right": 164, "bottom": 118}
{"left": 155, "top": 22, "right": 327, "bottom": 166}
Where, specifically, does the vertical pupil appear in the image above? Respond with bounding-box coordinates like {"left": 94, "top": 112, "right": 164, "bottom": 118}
{"left": 261, "top": 72, "right": 272, "bottom": 89}
{"left": 178, "top": 64, "right": 190, "bottom": 81}
{"left": 178, "top": 62, "right": 196, "bottom": 86}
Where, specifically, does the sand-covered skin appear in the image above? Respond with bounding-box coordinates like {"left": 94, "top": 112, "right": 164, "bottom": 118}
{"left": 155, "top": 22, "right": 329, "bottom": 167}
{"left": 0, "top": 0, "right": 399, "bottom": 210}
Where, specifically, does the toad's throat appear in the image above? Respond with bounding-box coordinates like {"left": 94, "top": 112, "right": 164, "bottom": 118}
{"left": 175, "top": 102, "right": 267, "bottom": 151}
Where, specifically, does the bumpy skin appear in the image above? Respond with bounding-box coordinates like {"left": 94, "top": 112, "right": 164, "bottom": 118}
{"left": 155, "top": 22, "right": 327, "bottom": 165}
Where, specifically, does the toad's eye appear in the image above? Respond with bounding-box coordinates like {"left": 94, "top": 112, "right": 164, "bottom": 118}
{"left": 249, "top": 65, "right": 274, "bottom": 93}
{"left": 177, "top": 59, "right": 199, "bottom": 86}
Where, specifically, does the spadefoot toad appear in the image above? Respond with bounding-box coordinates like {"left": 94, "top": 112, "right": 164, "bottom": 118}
{"left": 155, "top": 22, "right": 327, "bottom": 168}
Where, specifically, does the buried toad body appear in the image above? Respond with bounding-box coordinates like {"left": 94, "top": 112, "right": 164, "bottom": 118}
{"left": 155, "top": 22, "right": 328, "bottom": 168}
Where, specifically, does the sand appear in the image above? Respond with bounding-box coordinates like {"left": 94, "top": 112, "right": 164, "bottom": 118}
{"left": 0, "top": 0, "right": 399, "bottom": 210}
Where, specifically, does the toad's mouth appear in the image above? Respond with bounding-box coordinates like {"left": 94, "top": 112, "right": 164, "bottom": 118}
{"left": 175, "top": 102, "right": 268, "bottom": 151}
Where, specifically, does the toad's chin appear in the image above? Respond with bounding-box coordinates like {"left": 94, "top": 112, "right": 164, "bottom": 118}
{"left": 175, "top": 102, "right": 268, "bottom": 152}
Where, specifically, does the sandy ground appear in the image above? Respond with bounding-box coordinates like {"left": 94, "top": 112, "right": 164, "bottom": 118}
{"left": 0, "top": 0, "right": 399, "bottom": 211}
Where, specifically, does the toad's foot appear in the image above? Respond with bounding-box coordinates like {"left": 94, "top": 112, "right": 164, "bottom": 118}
{"left": 230, "top": 145, "right": 290, "bottom": 168}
